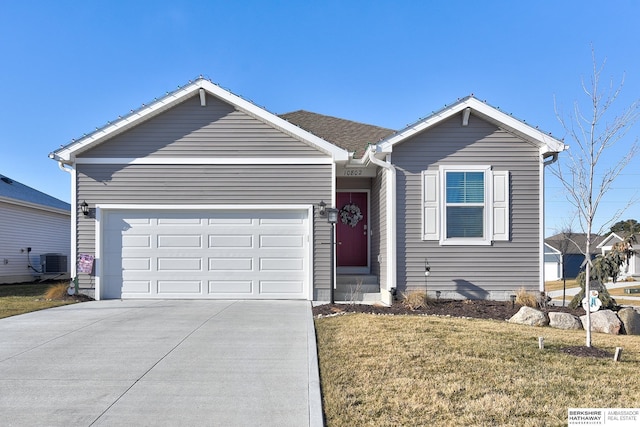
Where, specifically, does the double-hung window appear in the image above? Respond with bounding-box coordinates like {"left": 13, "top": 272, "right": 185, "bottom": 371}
{"left": 445, "top": 170, "right": 485, "bottom": 239}
{"left": 422, "top": 165, "right": 509, "bottom": 245}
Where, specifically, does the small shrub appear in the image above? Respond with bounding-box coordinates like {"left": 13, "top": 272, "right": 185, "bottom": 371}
{"left": 44, "top": 283, "right": 69, "bottom": 300}
{"left": 401, "top": 291, "right": 429, "bottom": 310}
{"left": 515, "top": 287, "right": 537, "bottom": 308}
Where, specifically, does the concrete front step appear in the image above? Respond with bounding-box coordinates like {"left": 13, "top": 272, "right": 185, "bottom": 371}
{"left": 335, "top": 274, "right": 380, "bottom": 302}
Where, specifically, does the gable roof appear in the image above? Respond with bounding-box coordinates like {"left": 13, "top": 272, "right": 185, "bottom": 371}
{"left": 545, "top": 233, "right": 605, "bottom": 255}
{"left": 279, "top": 110, "right": 394, "bottom": 158}
{"left": 0, "top": 174, "right": 70, "bottom": 213}
{"left": 51, "top": 78, "right": 349, "bottom": 163}
{"left": 597, "top": 232, "right": 640, "bottom": 248}
{"left": 378, "top": 96, "right": 566, "bottom": 155}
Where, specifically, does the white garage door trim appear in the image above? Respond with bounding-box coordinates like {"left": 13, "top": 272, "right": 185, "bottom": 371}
{"left": 95, "top": 205, "right": 314, "bottom": 300}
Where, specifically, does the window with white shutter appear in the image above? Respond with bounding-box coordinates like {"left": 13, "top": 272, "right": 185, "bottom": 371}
{"left": 422, "top": 166, "right": 510, "bottom": 245}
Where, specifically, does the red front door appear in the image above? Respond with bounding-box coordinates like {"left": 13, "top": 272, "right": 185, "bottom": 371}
{"left": 336, "top": 192, "right": 368, "bottom": 267}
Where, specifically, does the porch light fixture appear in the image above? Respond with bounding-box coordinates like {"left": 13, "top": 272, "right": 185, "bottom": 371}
{"left": 318, "top": 200, "right": 327, "bottom": 217}
{"left": 80, "top": 200, "right": 89, "bottom": 216}
{"left": 327, "top": 208, "right": 339, "bottom": 224}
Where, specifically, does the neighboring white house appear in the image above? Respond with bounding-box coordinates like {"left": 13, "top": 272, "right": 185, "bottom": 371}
{"left": 0, "top": 174, "right": 71, "bottom": 284}
{"left": 597, "top": 232, "right": 639, "bottom": 278}
{"left": 544, "top": 243, "right": 562, "bottom": 281}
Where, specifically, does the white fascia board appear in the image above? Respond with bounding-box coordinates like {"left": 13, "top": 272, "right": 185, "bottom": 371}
{"left": 378, "top": 97, "right": 567, "bottom": 154}
{"left": 54, "top": 83, "right": 203, "bottom": 161}
{"left": 544, "top": 243, "right": 562, "bottom": 255}
{"left": 197, "top": 80, "right": 349, "bottom": 162}
{"left": 95, "top": 204, "right": 314, "bottom": 211}
{"left": 55, "top": 79, "right": 349, "bottom": 163}
{"left": 75, "top": 157, "right": 334, "bottom": 165}
{"left": 597, "top": 233, "right": 623, "bottom": 248}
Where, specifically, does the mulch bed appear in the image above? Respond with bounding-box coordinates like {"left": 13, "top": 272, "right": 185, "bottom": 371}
{"left": 313, "top": 299, "right": 614, "bottom": 359}
{"left": 312, "top": 299, "right": 583, "bottom": 321}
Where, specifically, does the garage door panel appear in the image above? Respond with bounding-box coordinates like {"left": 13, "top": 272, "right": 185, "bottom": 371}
{"left": 157, "top": 280, "right": 202, "bottom": 294}
{"left": 260, "top": 281, "right": 304, "bottom": 294}
{"left": 208, "top": 280, "right": 254, "bottom": 294}
{"left": 102, "top": 209, "right": 309, "bottom": 299}
{"left": 209, "top": 235, "right": 253, "bottom": 248}
{"left": 209, "top": 258, "right": 253, "bottom": 271}
{"left": 157, "top": 257, "right": 203, "bottom": 271}
{"left": 157, "top": 235, "right": 202, "bottom": 248}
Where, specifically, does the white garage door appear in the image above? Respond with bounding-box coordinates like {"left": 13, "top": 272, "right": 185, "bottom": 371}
{"left": 101, "top": 209, "right": 310, "bottom": 299}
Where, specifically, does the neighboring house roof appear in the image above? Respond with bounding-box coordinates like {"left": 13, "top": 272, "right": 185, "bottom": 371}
{"left": 377, "top": 96, "right": 567, "bottom": 155}
{"left": 279, "top": 110, "right": 394, "bottom": 158}
{"left": 545, "top": 233, "right": 605, "bottom": 255}
{"left": 51, "top": 78, "right": 349, "bottom": 163}
{"left": 0, "top": 174, "right": 70, "bottom": 213}
{"left": 598, "top": 232, "right": 640, "bottom": 248}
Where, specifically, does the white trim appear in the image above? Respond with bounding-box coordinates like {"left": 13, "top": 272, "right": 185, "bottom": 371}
{"left": 597, "top": 232, "right": 623, "bottom": 248}
{"left": 54, "top": 79, "right": 349, "bottom": 162}
{"left": 94, "top": 204, "right": 314, "bottom": 301}
{"left": 539, "top": 155, "right": 545, "bottom": 292}
{"left": 336, "top": 189, "right": 371, "bottom": 274}
{"left": 378, "top": 97, "right": 566, "bottom": 155}
{"left": 439, "top": 165, "right": 492, "bottom": 246}
{"left": 76, "top": 157, "right": 333, "bottom": 165}
{"left": 70, "top": 167, "right": 77, "bottom": 279}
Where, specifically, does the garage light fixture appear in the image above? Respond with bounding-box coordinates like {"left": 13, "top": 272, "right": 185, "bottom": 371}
{"left": 80, "top": 200, "right": 89, "bottom": 216}
{"left": 318, "top": 200, "right": 327, "bottom": 217}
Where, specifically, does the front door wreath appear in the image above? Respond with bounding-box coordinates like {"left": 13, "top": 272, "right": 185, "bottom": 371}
{"left": 340, "top": 202, "right": 363, "bottom": 227}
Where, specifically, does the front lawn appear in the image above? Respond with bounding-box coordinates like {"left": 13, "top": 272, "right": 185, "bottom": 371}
{"left": 315, "top": 314, "right": 640, "bottom": 426}
{"left": 0, "top": 282, "right": 77, "bottom": 319}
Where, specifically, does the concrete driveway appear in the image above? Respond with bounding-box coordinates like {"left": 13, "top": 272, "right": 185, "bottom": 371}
{"left": 0, "top": 300, "right": 323, "bottom": 427}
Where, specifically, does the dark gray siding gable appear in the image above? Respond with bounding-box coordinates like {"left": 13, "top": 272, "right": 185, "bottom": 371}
{"left": 392, "top": 112, "right": 541, "bottom": 298}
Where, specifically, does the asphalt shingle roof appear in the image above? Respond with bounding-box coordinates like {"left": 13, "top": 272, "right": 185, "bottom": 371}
{"left": 545, "top": 233, "right": 606, "bottom": 255}
{"left": 0, "top": 174, "right": 70, "bottom": 212}
{"left": 279, "top": 110, "right": 395, "bottom": 158}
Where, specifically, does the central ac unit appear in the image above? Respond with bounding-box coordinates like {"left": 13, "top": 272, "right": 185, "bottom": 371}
{"left": 40, "top": 254, "right": 68, "bottom": 274}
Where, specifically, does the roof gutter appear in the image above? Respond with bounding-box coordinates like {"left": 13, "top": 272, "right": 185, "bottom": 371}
{"left": 367, "top": 146, "right": 396, "bottom": 305}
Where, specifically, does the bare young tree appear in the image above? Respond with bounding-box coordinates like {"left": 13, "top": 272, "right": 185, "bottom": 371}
{"left": 552, "top": 49, "right": 640, "bottom": 347}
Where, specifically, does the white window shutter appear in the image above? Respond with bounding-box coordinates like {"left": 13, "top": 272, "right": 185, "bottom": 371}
{"left": 422, "top": 170, "right": 439, "bottom": 240}
{"left": 492, "top": 170, "right": 510, "bottom": 241}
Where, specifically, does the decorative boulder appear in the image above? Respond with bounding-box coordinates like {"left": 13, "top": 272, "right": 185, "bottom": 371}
{"left": 617, "top": 307, "right": 640, "bottom": 335}
{"left": 580, "top": 310, "right": 622, "bottom": 335}
{"left": 508, "top": 306, "right": 549, "bottom": 327}
{"left": 549, "top": 312, "right": 583, "bottom": 330}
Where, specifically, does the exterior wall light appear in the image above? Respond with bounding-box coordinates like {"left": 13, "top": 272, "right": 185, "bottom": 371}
{"left": 80, "top": 200, "right": 89, "bottom": 216}
{"left": 318, "top": 200, "right": 327, "bottom": 217}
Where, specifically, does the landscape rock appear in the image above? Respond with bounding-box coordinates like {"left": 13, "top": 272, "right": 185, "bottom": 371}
{"left": 549, "top": 312, "right": 583, "bottom": 330}
{"left": 508, "top": 306, "right": 548, "bottom": 327}
{"left": 580, "top": 310, "right": 622, "bottom": 335}
{"left": 617, "top": 307, "right": 640, "bottom": 335}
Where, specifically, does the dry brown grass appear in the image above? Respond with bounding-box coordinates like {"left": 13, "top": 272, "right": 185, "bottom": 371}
{"left": 315, "top": 314, "right": 640, "bottom": 427}
{"left": 515, "top": 287, "right": 537, "bottom": 308}
{"left": 545, "top": 279, "right": 578, "bottom": 292}
{"left": 0, "top": 282, "right": 76, "bottom": 319}
{"left": 401, "top": 290, "right": 430, "bottom": 310}
{"left": 44, "top": 282, "right": 69, "bottom": 300}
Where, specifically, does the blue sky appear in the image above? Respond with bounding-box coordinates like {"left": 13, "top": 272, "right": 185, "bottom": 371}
{"left": 2, "top": 1, "right": 639, "bottom": 236}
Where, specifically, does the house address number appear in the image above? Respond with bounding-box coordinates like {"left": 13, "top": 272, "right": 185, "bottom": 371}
{"left": 343, "top": 169, "right": 363, "bottom": 176}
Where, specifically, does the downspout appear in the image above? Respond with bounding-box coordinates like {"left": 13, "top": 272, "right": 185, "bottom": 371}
{"left": 540, "top": 151, "right": 559, "bottom": 293}
{"left": 54, "top": 158, "right": 77, "bottom": 281}
{"left": 367, "top": 147, "right": 396, "bottom": 306}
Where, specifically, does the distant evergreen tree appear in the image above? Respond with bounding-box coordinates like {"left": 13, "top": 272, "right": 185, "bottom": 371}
{"left": 610, "top": 219, "right": 640, "bottom": 235}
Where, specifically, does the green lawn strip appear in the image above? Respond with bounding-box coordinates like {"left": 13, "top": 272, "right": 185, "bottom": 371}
{"left": 0, "top": 283, "right": 76, "bottom": 319}
{"left": 315, "top": 314, "right": 640, "bottom": 427}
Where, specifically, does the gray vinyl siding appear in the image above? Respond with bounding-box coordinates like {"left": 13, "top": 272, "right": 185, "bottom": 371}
{"left": 79, "top": 95, "right": 326, "bottom": 158}
{"left": 393, "top": 112, "right": 541, "bottom": 297}
{"left": 371, "top": 167, "right": 387, "bottom": 288}
{"left": 0, "top": 202, "right": 70, "bottom": 284}
{"left": 76, "top": 164, "right": 333, "bottom": 298}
